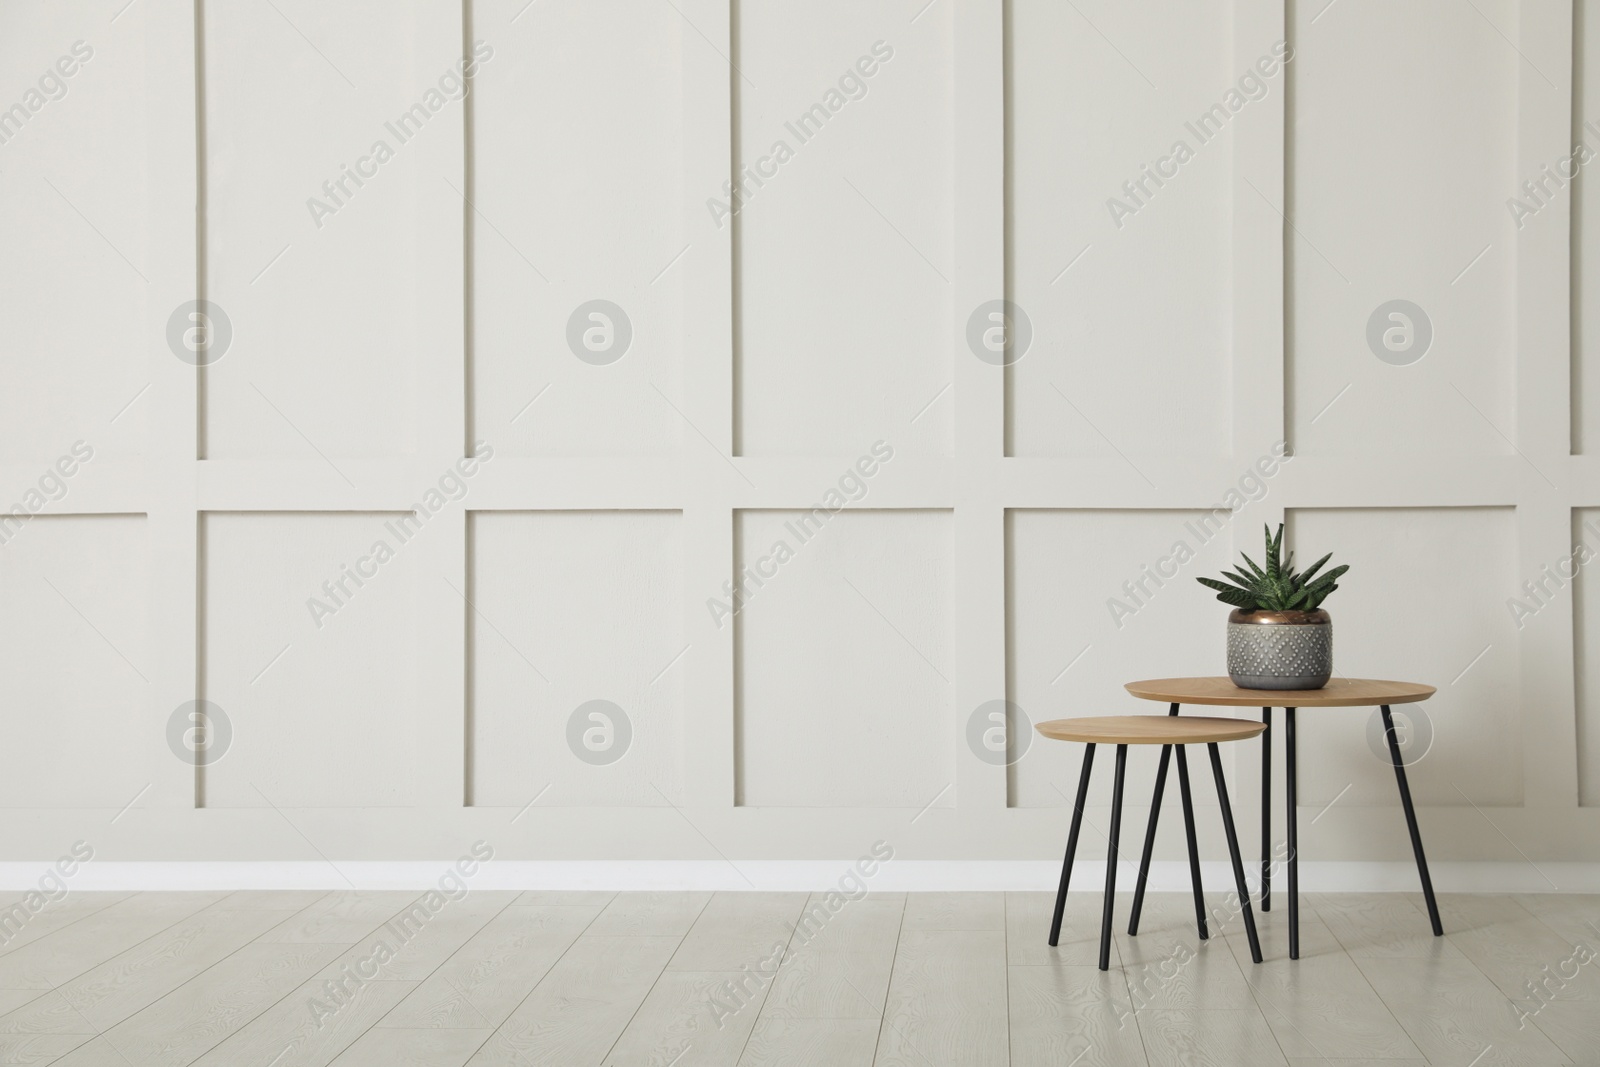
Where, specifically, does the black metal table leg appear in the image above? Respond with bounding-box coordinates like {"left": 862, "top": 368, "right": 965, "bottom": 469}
{"left": 1261, "top": 707, "right": 1271, "bottom": 912}
{"left": 1286, "top": 707, "right": 1299, "bottom": 960}
{"left": 1208, "top": 742, "right": 1263, "bottom": 964}
{"left": 1049, "top": 743, "right": 1096, "bottom": 947}
{"left": 1128, "top": 744, "right": 1170, "bottom": 936}
{"left": 1098, "top": 744, "right": 1128, "bottom": 971}
{"left": 1129, "top": 704, "right": 1179, "bottom": 935}
{"left": 1381, "top": 704, "right": 1443, "bottom": 936}
{"left": 1174, "top": 743, "right": 1208, "bottom": 940}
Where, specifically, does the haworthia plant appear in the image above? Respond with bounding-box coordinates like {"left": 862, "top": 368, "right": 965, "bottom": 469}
{"left": 1196, "top": 523, "right": 1348, "bottom": 611}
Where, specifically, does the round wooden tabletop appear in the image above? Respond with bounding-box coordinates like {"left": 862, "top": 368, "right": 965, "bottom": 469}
{"left": 1124, "top": 677, "right": 1435, "bottom": 707}
{"left": 1035, "top": 715, "right": 1268, "bottom": 745}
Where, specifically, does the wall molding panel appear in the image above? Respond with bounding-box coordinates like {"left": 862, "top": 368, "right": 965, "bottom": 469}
{"left": 1, "top": 0, "right": 1598, "bottom": 884}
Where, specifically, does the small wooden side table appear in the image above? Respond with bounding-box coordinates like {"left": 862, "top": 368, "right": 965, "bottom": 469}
{"left": 1124, "top": 677, "right": 1440, "bottom": 959}
{"left": 1034, "top": 715, "right": 1267, "bottom": 970}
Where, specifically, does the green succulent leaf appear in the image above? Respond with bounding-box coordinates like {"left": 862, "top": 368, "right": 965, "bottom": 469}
{"left": 1197, "top": 576, "right": 1251, "bottom": 595}
{"left": 1196, "top": 577, "right": 1259, "bottom": 609}
{"left": 1239, "top": 552, "right": 1269, "bottom": 583}
{"left": 1213, "top": 586, "right": 1259, "bottom": 608}
{"left": 1302, "top": 564, "right": 1349, "bottom": 596}
{"left": 1297, "top": 552, "right": 1332, "bottom": 586}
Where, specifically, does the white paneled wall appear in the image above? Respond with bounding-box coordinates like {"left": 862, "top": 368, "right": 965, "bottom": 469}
{"left": 1286, "top": 0, "right": 1518, "bottom": 458}
{"left": 1575, "top": 508, "right": 1600, "bottom": 805}
{"left": 1582, "top": 4, "right": 1600, "bottom": 456}
{"left": 201, "top": 512, "right": 422, "bottom": 808}
{"left": 735, "top": 509, "right": 954, "bottom": 807}
{"left": 735, "top": 3, "right": 953, "bottom": 457}
{"left": 1, "top": 0, "right": 1599, "bottom": 877}
{"left": 0, "top": 515, "right": 148, "bottom": 808}
{"left": 471, "top": 0, "right": 685, "bottom": 458}
{"left": 470, "top": 510, "right": 685, "bottom": 807}
{"left": 1007, "top": 0, "right": 1233, "bottom": 459}
{"left": 203, "top": 1, "right": 454, "bottom": 460}
{"left": 0, "top": 9, "right": 147, "bottom": 460}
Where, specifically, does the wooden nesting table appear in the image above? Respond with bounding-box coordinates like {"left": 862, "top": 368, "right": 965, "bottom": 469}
{"left": 1034, "top": 715, "right": 1268, "bottom": 969}
{"left": 1123, "top": 677, "right": 1440, "bottom": 959}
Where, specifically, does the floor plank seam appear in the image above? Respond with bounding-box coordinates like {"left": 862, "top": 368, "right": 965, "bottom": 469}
{"left": 867, "top": 891, "right": 911, "bottom": 1067}
{"left": 593, "top": 893, "right": 713, "bottom": 1066}
{"left": 343, "top": 889, "right": 525, "bottom": 1063}
{"left": 68, "top": 891, "right": 360, "bottom": 1066}
{"left": 730, "top": 894, "right": 809, "bottom": 1067}
{"left": 210, "top": 890, "right": 434, "bottom": 1066}
{"left": 277, "top": 891, "right": 494, "bottom": 1065}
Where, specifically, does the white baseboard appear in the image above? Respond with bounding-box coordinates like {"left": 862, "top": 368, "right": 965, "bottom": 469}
{"left": 5, "top": 860, "right": 1600, "bottom": 893}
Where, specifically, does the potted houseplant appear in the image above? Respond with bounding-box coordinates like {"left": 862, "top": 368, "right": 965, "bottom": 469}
{"left": 1196, "top": 524, "right": 1348, "bottom": 690}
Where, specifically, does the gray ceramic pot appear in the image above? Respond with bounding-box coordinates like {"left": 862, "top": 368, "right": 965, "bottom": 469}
{"left": 1226, "top": 609, "right": 1331, "bottom": 690}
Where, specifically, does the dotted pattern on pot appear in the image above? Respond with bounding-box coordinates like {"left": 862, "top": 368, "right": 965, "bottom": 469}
{"left": 1227, "top": 622, "right": 1332, "bottom": 683}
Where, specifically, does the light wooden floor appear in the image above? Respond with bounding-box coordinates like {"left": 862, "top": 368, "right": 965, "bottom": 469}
{"left": 0, "top": 889, "right": 1593, "bottom": 1066}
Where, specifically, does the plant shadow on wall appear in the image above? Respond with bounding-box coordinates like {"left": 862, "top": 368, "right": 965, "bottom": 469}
{"left": 1197, "top": 524, "right": 1348, "bottom": 691}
